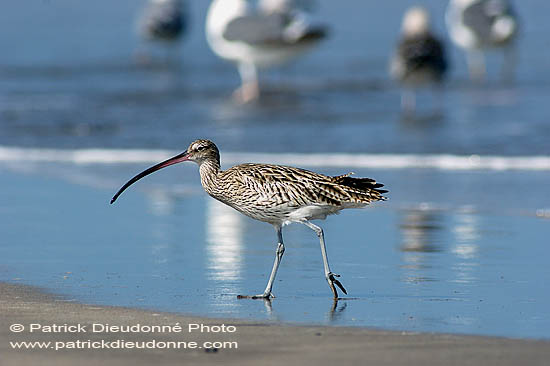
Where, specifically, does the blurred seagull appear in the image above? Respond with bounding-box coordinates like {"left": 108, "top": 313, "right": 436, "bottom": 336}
{"left": 390, "top": 6, "right": 448, "bottom": 114}
{"left": 446, "top": 0, "right": 519, "bottom": 81}
{"left": 206, "top": 0, "right": 328, "bottom": 103}
{"left": 258, "top": 0, "right": 317, "bottom": 14}
{"left": 136, "top": 0, "right": 188, "bottom": 62}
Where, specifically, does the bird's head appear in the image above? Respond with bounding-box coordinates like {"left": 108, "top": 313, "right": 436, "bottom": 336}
{"left": 110, "top": 139, "right": 219, "bottom": 204}
{"left": 184, "top": 139, "right": 220, "bottom": 165}
{"left": 402, "top": 6, "right": 430, "bottom": 36}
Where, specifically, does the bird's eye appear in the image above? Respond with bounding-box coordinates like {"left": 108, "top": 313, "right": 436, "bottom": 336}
{"left": 196, "top": 145, "right": 205, "bottom": 151}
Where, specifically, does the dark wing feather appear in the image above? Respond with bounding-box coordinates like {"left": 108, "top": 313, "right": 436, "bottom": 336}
{"left": 142, "top": 1, "right": 185, "bottom": 40}
{"left": 331, "top": 175, "right": 388, "bottom": 203}
{"left": 398, "top": 34, "right": 448, "bottom": 80}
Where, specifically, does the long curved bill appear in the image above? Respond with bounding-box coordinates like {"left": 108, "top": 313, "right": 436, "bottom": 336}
{"left": 110, "top": 151, "right": 189, "bottom": 204}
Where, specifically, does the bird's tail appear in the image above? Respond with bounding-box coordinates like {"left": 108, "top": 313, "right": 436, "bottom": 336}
{"left": 283, "top": 12, "right": 328, "bottom": 43}
{"left": 332, "top": 173, "right": 388, "bottom": 203}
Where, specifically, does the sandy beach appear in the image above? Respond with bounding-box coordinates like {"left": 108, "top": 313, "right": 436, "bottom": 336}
{"left": 1, "top": 282, "right": 548, "bottom": 366}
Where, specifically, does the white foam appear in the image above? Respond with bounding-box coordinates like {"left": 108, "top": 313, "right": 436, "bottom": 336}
{"left": 1, "top": 146, "right": 549, "bottom": 171}
{"left": 0, "top": 146, "right": 170, "bottom": 164}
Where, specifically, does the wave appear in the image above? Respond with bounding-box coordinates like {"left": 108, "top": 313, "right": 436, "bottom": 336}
{"left": 1, "top": 146, "right": 549, "bottom": 171}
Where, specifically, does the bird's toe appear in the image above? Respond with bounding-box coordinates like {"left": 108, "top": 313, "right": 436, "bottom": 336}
{"left": 327, "top": 272, "right": 348, "bottom": 297}
{"left": 237, "top": 292, "right": 275, "bottom": 300}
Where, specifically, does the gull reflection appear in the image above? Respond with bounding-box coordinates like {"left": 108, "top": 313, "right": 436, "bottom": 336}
{"left": 451, "top": 209, "right": 480, "bottom": 284}
{"left": 452, "top": 208, "right": 480, "bottom": 259}
{"left": 398, "top": 205, "right": 444, "bottom": 284}
{"left": 400, "top": 206, "right": 444, "bottom": 254}
{"left": 205, "top": 198, "right": 244, "bottom": 294}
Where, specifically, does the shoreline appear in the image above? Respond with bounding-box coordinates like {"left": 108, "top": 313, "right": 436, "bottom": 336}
{"left": 1, "top": 282, "right": 549, "bottom": 365}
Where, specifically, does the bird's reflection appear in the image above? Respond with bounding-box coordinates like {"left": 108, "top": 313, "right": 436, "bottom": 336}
{"left": 261, "top": 298, "right": 274, "bottom": 316}
{"left": 205, "top": 198, "right": 244, "bottom": 294}
{"left": 238, "top": 297, "right": 349, "bottom": 323}
{"left": 398, "top": 205, "right": 481, "bottom": 286}
{"left": 452, "top": 208, "right": 480, "bottom": 259}
{"left": 451, "top": 209, "right": 480, "bottom": 284}
{"left": 398, "top": 205, "right": 444, "bottom": 283}
{"left": 399, "top": 108, "right": 446, "bottom": 125}
{"left": 147, "top": 190, "right": 178, "bottom": 268}
{"left": 400, "top": 206, "right": 444, "bottom": 254}
{"left": 326, "top": 299, "right": 348, "bottom": 323}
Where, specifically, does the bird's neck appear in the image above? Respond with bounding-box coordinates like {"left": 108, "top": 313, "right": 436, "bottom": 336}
{"left": 207, "top": 0, "right": 249, "bottom": 34}
{"left": 198, "top": 158, "right": 221, "bottom": 196}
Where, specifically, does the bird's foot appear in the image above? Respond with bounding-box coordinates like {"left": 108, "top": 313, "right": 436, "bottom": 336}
{"left": 327, "top": 272, "right": 347, "bottom": 299}
{"left": 237, "top": 292, "right": 274, "bottom": 300}
{"left": 232, "top": 83, "right": 260, "bottom": 104}
{"left": 133, "top": 49, "right": 153, "bottom": 66}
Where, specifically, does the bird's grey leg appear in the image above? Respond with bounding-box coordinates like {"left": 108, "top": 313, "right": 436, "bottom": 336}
{"left": 401, "top": 89, "right": 416, "bottom": 115}
{"left": 234, "top": 62, "right": 260, "bottom": 103}
{"left": 238, "top": 226, "right": 284, "bottom": 299}
{"left": 164, "top": 41, "right": 182, "bottom": 65}
{"left": 432, "top": 84, "right": 445, "bottom": 117}
{"left": 501, "top": 44, "right": 517, "bottom": 83}
{"left": 133, "top": 40, "right": 153, "bottom": 66}
{"left": 467, "top": 49, "right": 486, "bottom": 82}
{"left": 260, "top": 237, "right": 285, "bottom": 298}
{"left": 303, "top": 221, "right": 347, "bottom": 299}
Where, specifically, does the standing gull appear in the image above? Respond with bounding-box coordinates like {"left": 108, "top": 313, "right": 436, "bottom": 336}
{"left": 446, "top": 0, "right": 519, "bottom": 81}
{"left": 136, "top": 0, "right": 188, "bottom": 62}
{"left": 390, "top": 6, "right": 448, "bottom": 114}
{"left": 111, "top": 139, "right": 387, "bottom": 299}
{"left": 205, "top": 0, "right": 328, "bottom": 103}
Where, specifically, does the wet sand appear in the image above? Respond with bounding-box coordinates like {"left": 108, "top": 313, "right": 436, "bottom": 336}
{"left": 1, "top": 282, "right": 549, "bottom": 366}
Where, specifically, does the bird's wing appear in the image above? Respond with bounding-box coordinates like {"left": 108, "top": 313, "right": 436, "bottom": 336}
{"left": 141, "top": 1, "right": 185, "bottom": 38}
{"left": 462, "top": 0, "right": 516, "bottom": 42}
{"left": 233, "top": 164, "right": 321, "bottom": 207}
{"left": 223, "top": 13, "right": 326, "bottom": 45}
{"left": 231, "top": 164, "right": 385, "bottom": 208}
{"left": 398, "top": 34, "right": 448, "bottom": 77}
{"left": 223, "top": 14, "right": 289, "bottom": 44}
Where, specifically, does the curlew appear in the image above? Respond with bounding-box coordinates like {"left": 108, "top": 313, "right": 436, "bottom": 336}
{"left": 111, "top": 140, "right": 387, "bottom": 299}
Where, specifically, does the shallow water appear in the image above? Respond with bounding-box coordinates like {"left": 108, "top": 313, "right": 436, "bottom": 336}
{"left": 2, "top": 159, "right": 549, "bottom": 339}
{"left": 1, "top": 0, "right": 549, "bottom": 339}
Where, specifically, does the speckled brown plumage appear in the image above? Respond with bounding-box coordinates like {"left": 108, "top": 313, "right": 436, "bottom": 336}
{"left": 187, "top": 139, "right": 387, "bottom": 226}
{"left": 111, "top": 139, "right": 388, "bottom": 299}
